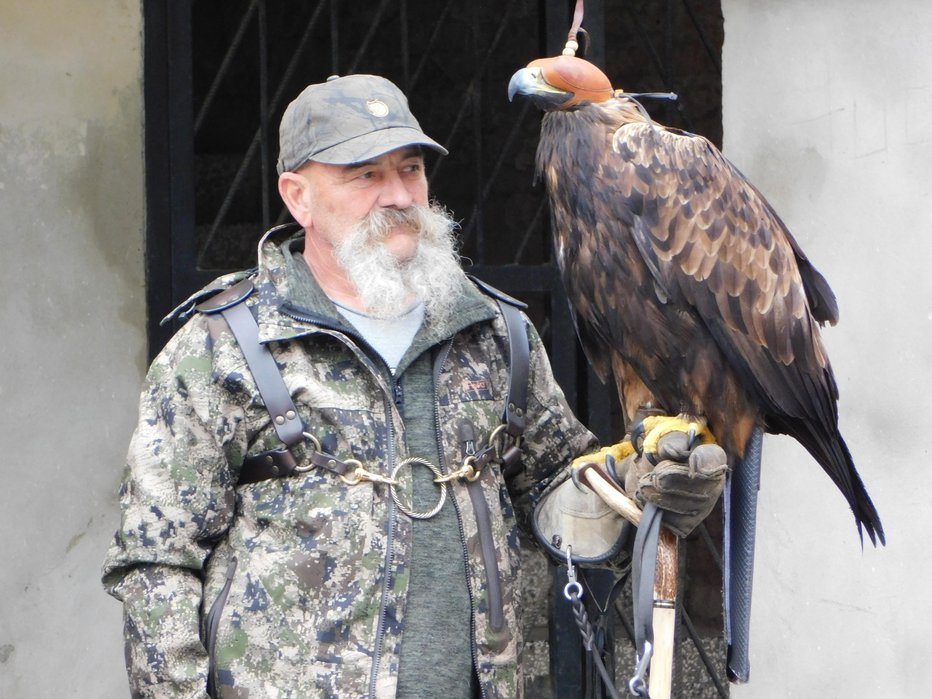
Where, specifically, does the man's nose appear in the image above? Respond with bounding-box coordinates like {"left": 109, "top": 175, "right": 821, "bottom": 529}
{"left": 377, "top": 170, "right": 415, "bottom": 209}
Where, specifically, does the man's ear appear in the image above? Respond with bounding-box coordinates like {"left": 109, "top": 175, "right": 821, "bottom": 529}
{"left": 278, "top": 171, "right": 313, "bottom": 227}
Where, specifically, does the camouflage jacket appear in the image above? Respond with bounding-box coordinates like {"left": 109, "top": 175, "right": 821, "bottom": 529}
{"left": 103, "top": 225, "right": 597, "bottom": 698}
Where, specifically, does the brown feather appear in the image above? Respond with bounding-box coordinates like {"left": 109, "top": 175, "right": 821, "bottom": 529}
{"left": 519, "top": 69, "right": 883, "bottom": 545}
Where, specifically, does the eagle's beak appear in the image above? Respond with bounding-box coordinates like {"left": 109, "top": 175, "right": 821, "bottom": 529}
{"left": 507, "top": 67, "right": 537, "bottom": 102}
{"left": 508, "top": 66, "right": 572, "bottom": 108}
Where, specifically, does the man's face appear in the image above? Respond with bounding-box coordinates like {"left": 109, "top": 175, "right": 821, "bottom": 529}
{"left": 303, "top": 146, "right": 429, "bottom": 261}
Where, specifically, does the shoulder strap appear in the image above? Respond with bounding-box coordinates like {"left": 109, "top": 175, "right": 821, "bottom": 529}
{"left": 466, "top": 275, "right": 531, "bottom": 441}
{"left": 496, "top": 299, "right": 529, "bottom": 440}
{"left": 201, "top": 277, "right": 532, "bottom": 485}
{"left": 195, "top": 280, "right": 305, "bottom": 448}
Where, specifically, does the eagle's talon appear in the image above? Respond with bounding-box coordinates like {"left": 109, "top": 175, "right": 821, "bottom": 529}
{"left": 605, "top": 453, "right": 624, "bottom": 486}
{"left": 570, "top": 465, "right": 589, "bottom": 492}
{"left": 686, "top": 424, "right": 699, "bottom": 450}
{"left": 630, "top": 420, "right": 646, "bottom": 457}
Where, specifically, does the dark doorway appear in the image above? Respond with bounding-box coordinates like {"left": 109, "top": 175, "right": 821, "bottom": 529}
{"left": 143, "top": 1, "right": 726, "bottom": 695}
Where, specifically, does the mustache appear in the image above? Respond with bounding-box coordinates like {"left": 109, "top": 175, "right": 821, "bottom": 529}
{"left": 357, "top": 206, "right": 425, "bottom": 240}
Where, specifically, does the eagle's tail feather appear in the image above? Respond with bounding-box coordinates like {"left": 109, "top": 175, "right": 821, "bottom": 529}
{"left": 792, "top": 419, "right": 885, "bottom": 547}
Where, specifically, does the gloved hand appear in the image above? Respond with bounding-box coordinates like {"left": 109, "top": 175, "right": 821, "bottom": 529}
{"left": 532, "top": 439, "right": 635, "bottom": 566}
{"left": 622, "top": 415, "right": 728, "bottom": 537}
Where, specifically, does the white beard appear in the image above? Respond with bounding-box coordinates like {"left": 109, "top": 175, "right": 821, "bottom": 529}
{"left": 333, "top": 202, "right": 465, "bottom": 320}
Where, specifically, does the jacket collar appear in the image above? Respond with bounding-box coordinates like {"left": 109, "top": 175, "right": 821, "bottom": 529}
{"left": 252, "top": 225, "right": 499, "bottom": 364}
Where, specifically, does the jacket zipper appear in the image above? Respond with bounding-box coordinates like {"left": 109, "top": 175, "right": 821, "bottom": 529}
{"left": 205, "top": 556, "right": 238, "bottom": 699}
{"left": 432, "top": 339, "right": 492, "bottom": 699}
{"left": 278, "top": 306, "right": 399, "bottom": 699}
{"left": 367, "top": 385, "right": 398, "bottom": 699}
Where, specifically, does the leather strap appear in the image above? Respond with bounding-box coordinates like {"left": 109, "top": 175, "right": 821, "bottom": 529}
{"left": 497, "top": 299, "right": 529, "bottom": 439}
{"left": 201, "top": 281, "right": 531, "bottom": 486}
{"left": 631, "top": 502, "right": 663, "bottom": 666}
{"left": 195, "top": 281, "right": 307, "bottom": 484}
{"left": 220, "top": 301, "right": 305, "bottom": 447}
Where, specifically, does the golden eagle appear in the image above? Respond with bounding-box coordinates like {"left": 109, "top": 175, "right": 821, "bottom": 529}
{"left": 508, "top": 55, "right": 884, "bottom": 546}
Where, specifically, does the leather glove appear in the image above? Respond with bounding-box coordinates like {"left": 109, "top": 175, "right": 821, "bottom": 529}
{"left": 531, "top": 440, "right": 635, "bottom": 566}
{"left": 625, "top": 416, "right": 728, "bottom": 537}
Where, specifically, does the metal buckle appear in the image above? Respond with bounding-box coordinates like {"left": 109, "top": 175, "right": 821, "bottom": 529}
{"left": 489, "top": 423, "right": 521, "bottom": 460}
{"left": 390, "top": 457, "right": 447, "bottom": 520}
{"left": 293, "top": 432, "right": 322, "bottom": 473}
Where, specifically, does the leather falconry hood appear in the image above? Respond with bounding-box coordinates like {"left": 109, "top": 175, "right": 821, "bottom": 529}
{"left": 527, "top": 55, "right": 614, "bottom": 108}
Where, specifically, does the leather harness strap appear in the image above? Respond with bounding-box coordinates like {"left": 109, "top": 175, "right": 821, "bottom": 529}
{"left": 498, "top": 300, "right": 529, "bottom": 440}
{"left": 195, "top": 279, "right": 529, "bottom": 486}
{"left": 196, "top": 280, "right": 307, "bottom": 484}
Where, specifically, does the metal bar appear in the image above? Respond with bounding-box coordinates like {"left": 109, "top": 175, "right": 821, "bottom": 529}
{"left": 512, "top": 195, "right": 547, "bottom": 265}
{"left": 258, "top": 0, "right": 270, "bottom": 230}
{"left": 348, "top": 0, "right": 394, "bottom": 75}
{"left": 400, "top": 0, "right": 409, "bottom": 90}
{"left": 613, "top": 594, "right": 638, "bottom": 650}
{"left": 544, "top": 0, "right": 570, "bottom": 55}
{"left": 460, "top": 98, "right": 535, "bottom": 247}
{"left": 470, "top": 2, "right": 485, "bottom": 263}
{"left": 194, "top": 0, "right": 259, "bottom": 134}
{"left": 143, "top": 0, "right": 176, "bottom": 357}
{"left": 428, "top": 0, "right": 522, "bottom": 187}
{"left": 409, "top": 0, "right": 455, "bottom": 90}
{"left": 166, "top": 0, "right": 200, "bottom": 304}
{"left": 680, "top": 0, "right": 721, "bottom": 72}
{"left": 198, "top": 0, "right": 328, "bottom": 268}
{"left": 620, "top": 3, "right": 696, "bottom": 133}
{"left": 696, "top": 521, "right": 724, "bottom": 572}
{"left": 330, "top": 0, "right": 340, "bottom": 74}
{"left": 681, "top": 608, "right": 729, "bottom": 698}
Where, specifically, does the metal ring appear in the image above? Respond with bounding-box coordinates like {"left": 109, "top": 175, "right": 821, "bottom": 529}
{"left": 390, "top": 457, "right": 447, "bottom": 520}
{"left": 293, "top": 432, "right": 322, "bottom": 473}
{"left": 488, "top": 424, "right": 508, "bottom": 459}
{"left": 563, "top": 581, "right": 584, "bottom": 601}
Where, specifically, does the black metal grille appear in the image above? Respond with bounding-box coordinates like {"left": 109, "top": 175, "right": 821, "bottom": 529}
{"left": 143, "top": 1, "right": 725, "bottom": 695}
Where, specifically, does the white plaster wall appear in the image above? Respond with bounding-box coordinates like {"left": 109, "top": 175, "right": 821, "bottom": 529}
{"left": 722, "top": 2, "right": 932, "bottom": 696}
{"left": 0, "top": 1, "right": 144, "bottom": 696}
{"left": 2, "top": 1, "right": 927, "bottom": 697}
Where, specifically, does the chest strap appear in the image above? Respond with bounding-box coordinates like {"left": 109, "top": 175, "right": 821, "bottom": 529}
{"left": 197, "top": 280, "right": 530, "bottom": 486}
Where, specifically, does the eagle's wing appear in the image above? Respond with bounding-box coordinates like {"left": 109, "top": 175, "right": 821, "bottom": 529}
{"left": 610, "top": 121, "right": 842, "bottom": 433}
{"left": 605, "top": 120, "right": 882, "bottom": 523}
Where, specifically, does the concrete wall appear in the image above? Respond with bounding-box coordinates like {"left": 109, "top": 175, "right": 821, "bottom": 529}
{"left": 723, "top": 2, "right": 932, "bottom": 696}
{"left": 1, "top": 1, "right": 929, "bottom": 697}
{"left": 0, "top": 1, "right": 144, "bottom": 696}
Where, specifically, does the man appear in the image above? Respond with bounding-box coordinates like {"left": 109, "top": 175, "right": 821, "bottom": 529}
{"left": 104, "top": 74, "right": 723, "bottom": 698}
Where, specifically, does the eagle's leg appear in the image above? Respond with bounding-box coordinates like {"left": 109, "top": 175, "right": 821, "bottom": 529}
{"left": 631, "top": 413, "right": 716, "bottom": 464}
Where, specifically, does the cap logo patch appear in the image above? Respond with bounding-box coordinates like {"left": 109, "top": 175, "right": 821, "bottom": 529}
{"left": 367, "top": 99, "right": 389, "bottom": 117}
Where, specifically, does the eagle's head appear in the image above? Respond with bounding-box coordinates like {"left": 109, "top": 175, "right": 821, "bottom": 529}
{"left": 508, "top": 55, "right": 614, "bottom": 110}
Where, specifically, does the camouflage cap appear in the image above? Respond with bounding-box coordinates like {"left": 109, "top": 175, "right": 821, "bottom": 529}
{"left": 277, "top": 74, "right": 448, "bottom": 173}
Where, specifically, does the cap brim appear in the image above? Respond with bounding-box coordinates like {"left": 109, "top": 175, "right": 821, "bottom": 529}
{"left": 309, "top": 126, "right": 448, "bottom": 165}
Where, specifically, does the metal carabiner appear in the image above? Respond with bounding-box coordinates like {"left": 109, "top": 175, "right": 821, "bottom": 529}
{"left": 340, "top": 461, "right": 397, "bottom": 487}
{"left": 628, "top": 641, "right": 653, "bottom": 697}
{"left": 433, "top": 455, "right": 479, "bottom": 484}
{"left": 563, "top": 546, "right": 584, "bottom": 601}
